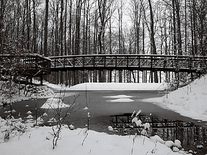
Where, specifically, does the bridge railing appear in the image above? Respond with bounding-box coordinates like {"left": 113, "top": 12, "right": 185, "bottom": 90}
{"left": 23, "top": 54, "right": 51, "bottom": 73}
{"left": 0, "top": 53, "right": 51, "bottom": 76}
{"left": 49, "top": 54, "right": 207, "bottom": 72}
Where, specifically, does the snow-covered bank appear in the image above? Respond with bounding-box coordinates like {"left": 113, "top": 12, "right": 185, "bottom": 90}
{"left": 44, "top": 82, "right": 168, "bottom": 91}
{"left": 142, "top": 75, "right": 207, "bottom": 122}
{"left": 0, "top": 121, "right": 189, "bottom": 155}
{"left": 0, "top": 84, "right": 54, "bottom": 106}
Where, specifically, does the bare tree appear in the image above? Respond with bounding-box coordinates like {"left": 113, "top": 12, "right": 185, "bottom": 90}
{"left": 147, "top": 0, "right": 158, "bottom": 83}
{"left": 44, "top": 0, "right": 49, "bottom": 56}
{"left": 32, "top": 0, "right": 37, "bottom": 53}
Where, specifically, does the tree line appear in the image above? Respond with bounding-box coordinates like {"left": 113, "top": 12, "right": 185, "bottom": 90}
{"left": 0, "top": 0, "right": 206, "bottom": 85}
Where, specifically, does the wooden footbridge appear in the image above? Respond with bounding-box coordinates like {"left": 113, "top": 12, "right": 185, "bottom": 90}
{"left": 49, "top": 54, "right": 207, "bottom": 73}
{"left": 0, "top": 53, "right": 207, "bottom": 84}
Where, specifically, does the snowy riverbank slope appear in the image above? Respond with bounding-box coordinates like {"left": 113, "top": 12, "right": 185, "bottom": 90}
{"left": 0, "top": 83, "right": 54, "bottom": 106}
{"left": 142, "top": 74, "right": 207, "bottom": 122}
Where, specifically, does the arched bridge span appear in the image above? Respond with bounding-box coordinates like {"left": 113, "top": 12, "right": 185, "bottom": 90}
{"left": 49, "top": 54, "right": 207, "bottom": 73}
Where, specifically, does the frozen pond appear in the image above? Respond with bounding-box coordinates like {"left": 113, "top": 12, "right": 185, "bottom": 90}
{"left": 61, "top": 90, "right": 207, "bottom": 129}
{"left": 2, "top": 90, "right": 206, "bottom": 130}
{"left": 1, "top": 90, "right": 206, "bottom": 130}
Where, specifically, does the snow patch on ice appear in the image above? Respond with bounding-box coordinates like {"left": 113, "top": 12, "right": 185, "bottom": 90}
{"left": 103, "top": 95, "right": 134, "bottom": 98}
{"left": 40, "top": 98, "right": 70, "bottom": 109}
{"left": 107, "top": 98, "right": 134, "bottom": 102}
{"left": 105, "top": 94, "right": 134, "bottom": 102}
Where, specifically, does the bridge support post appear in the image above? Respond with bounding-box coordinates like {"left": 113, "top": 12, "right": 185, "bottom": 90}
{"left": 29, "top": 77, "right": 32, "bottom": 84}
{"left": 26, "top": 76, "right": 28, "bottom": 85}
{"left": 190, "top": 71, "right": 193, "bottom": 81}
{"left": 175, "top": 72, "right": 179, "bottom": 89}
{"left": 40, "top": 75, "right": 43, "bottom": 85}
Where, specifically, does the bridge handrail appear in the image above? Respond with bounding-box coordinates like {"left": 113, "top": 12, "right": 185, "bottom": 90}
{"left": 48, "top": 54, "right": 207, "bottom": 59}
{"left": 0, "top": 53, "right": 52, "bottom": 61}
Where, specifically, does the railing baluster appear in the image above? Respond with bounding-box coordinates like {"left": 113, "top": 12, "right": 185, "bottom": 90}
{"left": 104, "top": 56, "right": 106, "bottom": 67}
{"left": 127, "top": 55, "right": 128, "bottom": 68}
{"left": 93, "top": 56, "right": 95, "bottom": 68}
{"left": 73, "top": 57, "right": 75, "bottom": 67}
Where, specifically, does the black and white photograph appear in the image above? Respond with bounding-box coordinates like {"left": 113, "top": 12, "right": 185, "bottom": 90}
{"left": 0, "top": 0, "right": 207, "bottom": 154}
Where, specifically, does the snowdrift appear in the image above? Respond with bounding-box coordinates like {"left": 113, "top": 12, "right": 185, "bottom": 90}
{"left": 142, "top": 74, "right": 207, "bottom": 121}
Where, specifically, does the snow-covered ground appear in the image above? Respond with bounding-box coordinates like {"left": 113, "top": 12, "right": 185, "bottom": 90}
{"left": 142, "top": 74, "right": 207, "bottom": 122}
{"left": 0, "top": 82, "right": 54, "bottom": 106}
{"left": 0, "top": 117, "right": 189, "bottom": 155}
{"left": 1, "top": 76, "right": 207, "bottom": 155}
{"left": 44, "top": 81, "right": 168, "bottom": 91}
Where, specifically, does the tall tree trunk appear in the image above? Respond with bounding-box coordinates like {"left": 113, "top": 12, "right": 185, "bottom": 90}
{"left": 44, "top": 0, "right": 49, "bottom": 56}
{"left": 64, "top": 0, "right": 68, "bottom": 85}
{"left": 184, "top": 0, "right": 187, "bottom": 55}
{"left": 32, "top": 0, "right": 36, "bottom": 53}
{"left": 60, "top": 0, "right": 64, "bottom": 56}
{"left": 82, "top": 0, "right": 86, "bottom": 55}
{"left": 27, "top": 0, "right": 31, "bottom": 50}
{"left": 118, "top": 1, "right": 123, "bottom": 82}
{"left": 75, "top": 0, "right": 82, "bottom": 55}
{"left": 172, "top": 0, "right": 177, "bottom": 55}
{"left": 60, "top": 0, "right": 64, "bottom": 84}
{"left": 68, "top": 0, "right": 72, "bottom": 55}
{"left": 93, "top": 8, "right": 98, "bottom": 54}
{"left": 0, "top": 0, "right": 4, "bottom": 54}
{"left": 142, "top": 18, "right": 146, "bottom": 83}
{"left": 175, "top": 0, "right": 182, "bottom": 55}
{"left": 65, "top": 0, "right": 68, "bottom": 55}
{"left": 148, "top": 0, "right": 156, "bottom": 55}
{"left": 109, "top": 9, "right": 112, "bottom": 54}
{"left": 54, "top": 1, "right": 59, "bottom": 84}
{"left": 148, "top": 0, "right": 158, "bottom": 83}
{"left": 192, "top": 0, "right": 197, "bottom": 55}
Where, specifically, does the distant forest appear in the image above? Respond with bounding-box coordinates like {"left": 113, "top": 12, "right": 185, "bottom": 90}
{"left": 0, "top": 0, "right": 206, "bottom": 85}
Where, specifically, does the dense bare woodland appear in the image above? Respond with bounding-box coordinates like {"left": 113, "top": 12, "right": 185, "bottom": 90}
{"left": 0, "top": 0, "right": 206, "bottom": 85}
